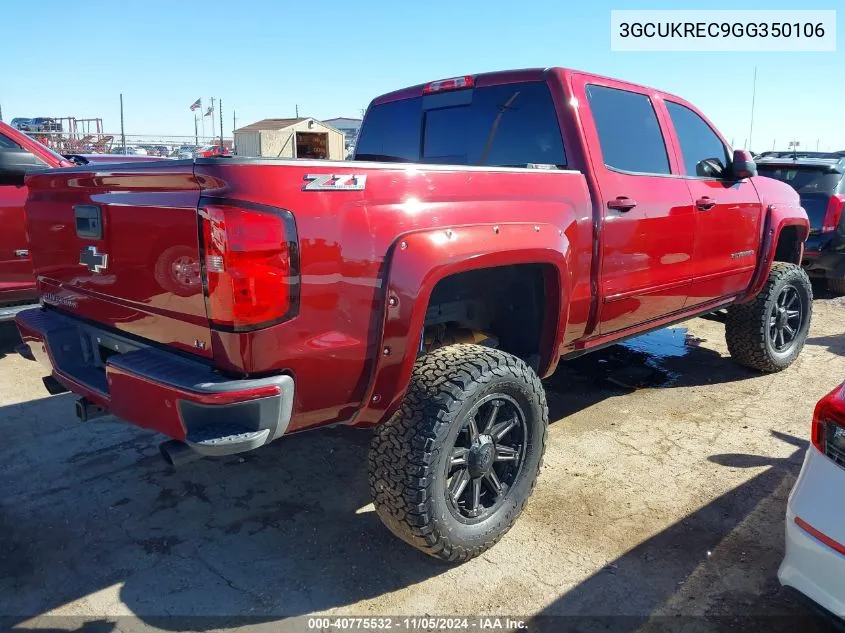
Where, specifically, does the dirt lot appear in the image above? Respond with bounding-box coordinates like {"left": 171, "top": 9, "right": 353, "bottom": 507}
{"left": 1, "top": 291, "right": 843, "bottom": 632}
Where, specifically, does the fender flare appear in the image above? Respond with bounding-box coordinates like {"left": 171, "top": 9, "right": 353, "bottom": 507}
{"left": 351, "top": 222, "right": 572, "bottom": 427}
{"left": 737, "top": 203, "right": 810, "bottom": 303}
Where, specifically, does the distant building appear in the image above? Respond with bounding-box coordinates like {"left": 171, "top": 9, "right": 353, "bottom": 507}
{"left": 322, "top": 117, "right": 362, "bottom": 155}
{"left": 233, "top": 117, "right": 345, "bottom": 160}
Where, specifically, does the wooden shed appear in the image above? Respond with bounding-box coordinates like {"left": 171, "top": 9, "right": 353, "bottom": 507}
{"left": 233, "top": 117, "right": 345, "bottom": 160}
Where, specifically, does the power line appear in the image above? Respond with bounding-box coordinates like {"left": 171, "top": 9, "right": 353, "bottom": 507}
{"left": 748, "top": 66, "right": 757, "bottom": 150}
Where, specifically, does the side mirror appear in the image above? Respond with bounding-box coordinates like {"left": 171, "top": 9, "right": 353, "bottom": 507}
{"left": 696, "top": 158, "right": 726, "bottom": 179}
{"left": 731, "top": 149, "right": 757, "bottom": 180}
{"left": 0, "top": 149, "right": 47, "bottom": 186}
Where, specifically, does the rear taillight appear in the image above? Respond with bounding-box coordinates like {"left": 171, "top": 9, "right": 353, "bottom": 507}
{"left": 811, "top": 383, "right": 845, "bottom": 455}
{"left": 422, "top": 75, "right": 474, "bottom": 94}
{"left": 822, "top": 194, "right": 845, "bottom": 233}
{"left": 200, "top": 204, "right": 298, "bottom": 330}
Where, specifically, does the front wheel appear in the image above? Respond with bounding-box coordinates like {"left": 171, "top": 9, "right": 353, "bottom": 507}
{"left": 725, "top": 262, "right": 813, "bottom": 372}
{"left": 368, "top": 344, "right": 548, "bottom": 562}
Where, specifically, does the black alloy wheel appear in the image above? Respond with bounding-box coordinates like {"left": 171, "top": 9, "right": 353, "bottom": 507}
{"left": 446, "top": 394, "right": 526, "bottom": 522}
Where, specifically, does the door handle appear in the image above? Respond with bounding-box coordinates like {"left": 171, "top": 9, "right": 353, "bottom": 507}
{"left": 14, "top": 249, "right": 29, "bottom": 258}
{"left": 607, "top": 196, "right": 638, "bottom": 212}
{"left": 695, "top": 196, "right": 716, "bottom": 211}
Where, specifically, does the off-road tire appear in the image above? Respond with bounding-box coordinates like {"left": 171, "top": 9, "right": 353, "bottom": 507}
{"left": 828, "top": 277, "right": 845, "bottom": 295}
{"left": 725, "top": 262, "right": 813, "bottom": 372}
{"left": 368, "top": 344, "right": 548, "bottom": 562}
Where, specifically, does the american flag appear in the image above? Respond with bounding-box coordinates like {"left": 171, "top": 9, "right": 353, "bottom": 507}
{"left": 189, "top": 98, "right": 201, "bottom": 111}
{"left": 204, "top": 106, "right": 214, "bottom": 117}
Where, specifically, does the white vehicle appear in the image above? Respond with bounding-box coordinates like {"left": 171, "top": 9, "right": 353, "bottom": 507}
{"left": 779, "top": 381, "right": 845, "bottom": 617}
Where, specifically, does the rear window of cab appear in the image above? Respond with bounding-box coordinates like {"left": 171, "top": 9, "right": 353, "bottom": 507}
{"left": 355, "top": 81, "right": 567, "bottom": 169}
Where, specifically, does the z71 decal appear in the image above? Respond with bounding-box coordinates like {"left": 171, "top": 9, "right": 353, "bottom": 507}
{"left": 303, "top": 174, "right": 367, "bottom": 191}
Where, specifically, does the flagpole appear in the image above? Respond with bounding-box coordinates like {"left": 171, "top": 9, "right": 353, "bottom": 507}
{"left": 210, "top": 97, "right": 215, "bottom": 147}
{"left": 194, "top": 114, "right": 198, "bottom": 147}
{"left": 748, "top": 65, "right": 757, "bottom": 151}
{"left": 119, "top": 93, "right": 125, "bottom": 153}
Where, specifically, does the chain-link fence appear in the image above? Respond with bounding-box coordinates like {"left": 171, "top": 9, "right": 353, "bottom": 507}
{"left": 17, "top": 129, "right": 233, "bottom": 157}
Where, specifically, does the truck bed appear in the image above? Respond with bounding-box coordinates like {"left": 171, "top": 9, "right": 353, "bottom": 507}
{"left": 23, "top": 157, "right": 592, "bottom": 432}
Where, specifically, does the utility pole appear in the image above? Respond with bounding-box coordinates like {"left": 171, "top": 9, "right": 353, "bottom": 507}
{"left": 0, "top": 103, "right": 4, "bottom": 122}
{"left": 748, "top": 66, "right": 757, "bottom": 152}
{"left": 210, "top": 97, "right": 215, "bottom": 144}
{"left": 219, "top": 98, "right": 224, "bottom": 148}
{"left": 295, "top": 104, "right": 299, "bottom": 117}
{"left": 119, "top": 93, "right": 126, "bottom": 153}
{"left": 233, "top": 110, "right": 237, "bottom": 153}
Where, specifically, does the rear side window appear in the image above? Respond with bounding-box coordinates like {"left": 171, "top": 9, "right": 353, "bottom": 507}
{"left": 756, "top": 166, "right": 843, "bottom": 194}
{"left": 355, "top": 81, "right": 566, "bottom": 168}
{"left": 585, "top": 84, "right": 670, "bottom": 175}
{"left": 666, "top": 101, "right": 730, "bottom": 178}
{"left": 354, "top": 98, "right": 421, "bottom": 163}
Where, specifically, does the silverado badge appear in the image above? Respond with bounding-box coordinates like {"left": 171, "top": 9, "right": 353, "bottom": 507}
{"left": 79, "top": 245, "right": 108, "bottom": 273}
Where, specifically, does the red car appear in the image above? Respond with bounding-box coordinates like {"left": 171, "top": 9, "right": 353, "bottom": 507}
{"left": 195, "top": 144, "right": 232, "bottom": 158}
{"left": 14, "top": 68, "right": 810, "bottom": 560}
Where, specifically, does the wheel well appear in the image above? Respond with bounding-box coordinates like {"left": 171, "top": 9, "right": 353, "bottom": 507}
{"left": 423, "top": 264, "right": 557, "bottom": 371}
{"left": 774, "top": 226, "right": 803, "bottom": 264}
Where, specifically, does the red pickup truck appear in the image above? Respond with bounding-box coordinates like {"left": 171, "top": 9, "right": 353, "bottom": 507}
{"left": 0, "top": 122, "right": 74, "bottom": 320}
{"left": 0, "top": 122, "right": 160, "bottom": 322}
{"left": 14, "top": 68, "right": 811, "bottom": 561}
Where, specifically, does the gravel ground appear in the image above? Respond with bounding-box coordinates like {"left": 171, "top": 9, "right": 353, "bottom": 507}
{"left": 0, "top": 291, "right": 843, "bottom": 633}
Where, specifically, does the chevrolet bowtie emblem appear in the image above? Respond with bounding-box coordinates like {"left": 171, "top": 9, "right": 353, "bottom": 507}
{"left": 79, "top": 245, "right": 108, "bottom": 273}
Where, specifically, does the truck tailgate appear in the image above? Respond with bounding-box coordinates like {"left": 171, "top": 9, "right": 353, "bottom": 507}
{"left": 24, "top": 162, "right": 212, "bottom": 358}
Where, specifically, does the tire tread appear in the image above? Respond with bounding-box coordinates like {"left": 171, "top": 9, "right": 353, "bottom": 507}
{"left": 828, "top": 277, "right": 845, "bottom": 295}
{"left": 368, "top": 344, "right": 547, "bottom": 562}
{"left": 725, "top": 262, "right": 812, "bottom": 372}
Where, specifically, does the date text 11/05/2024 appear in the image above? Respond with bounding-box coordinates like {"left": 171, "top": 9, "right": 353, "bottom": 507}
{"left": 306, "top": 617, "right": 527, "bottom": 630}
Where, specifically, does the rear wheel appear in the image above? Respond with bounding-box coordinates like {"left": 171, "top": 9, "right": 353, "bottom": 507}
{"left": 828, "top": 277, "right": 845, "bottom": 295}
{"left": 725, "top": 262, "right": 813, "bottom": 372}
{"left": 368, "top": 344, "right": 547, "bottom": 562}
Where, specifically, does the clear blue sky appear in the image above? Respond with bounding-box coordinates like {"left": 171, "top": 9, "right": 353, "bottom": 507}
{"left": 2, "top": 0, "right": 842, "bottom": 150}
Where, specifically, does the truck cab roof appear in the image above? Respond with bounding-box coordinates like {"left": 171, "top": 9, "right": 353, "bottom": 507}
{"left": 369, "top": 67, "right": 690, "bottom": 108}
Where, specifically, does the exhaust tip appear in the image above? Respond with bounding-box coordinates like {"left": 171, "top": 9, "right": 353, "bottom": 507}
{"left": 160, "top": 440, "right": 202, "bottom": 468}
